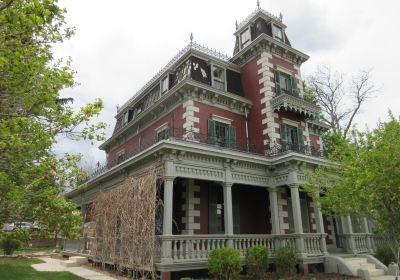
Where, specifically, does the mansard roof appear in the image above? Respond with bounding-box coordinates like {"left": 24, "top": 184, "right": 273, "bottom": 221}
{"left": 117, "top": 42, "right": 235, "bottom": 115}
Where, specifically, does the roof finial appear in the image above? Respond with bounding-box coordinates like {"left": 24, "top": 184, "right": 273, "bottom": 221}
{"left": 235, "top": 20, "right": 238, "bottom": 30}
{"left": 257, "top": 0, "right": 261, "bottom": 9}
{"left": 279, "top": 12, "right": 283, "bottom": 22}
{"left": 190, "top": 32, "right": 194, "bottom": 45}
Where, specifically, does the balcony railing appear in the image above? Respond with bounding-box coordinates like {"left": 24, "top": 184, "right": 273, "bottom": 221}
{"left": 87, "top": 128, "right": 325, "bottom": 182}
{"left": 271, "top": 92, "right": 320, "bottom": 119}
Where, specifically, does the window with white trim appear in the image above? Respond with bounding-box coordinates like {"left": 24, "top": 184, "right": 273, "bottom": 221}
{"left": 155, "top": 124, "right": 170, "bottom": 142}
{"left": 136, "top": 103, "right": 143, "bottom": 115}
{"left": 272, "top": 24, "right": 283, "bottom": 42}
{"left": 212, "top": 66, "right": 225, "bottom": 91}
{"left": 122, "top": 111, "right": 129, "bottom": 126}
{"left": 240, "top": 28, "right": 251, "bottom": 49}
{"left": 160, "top": 76, "right": 169, "bottom": 95}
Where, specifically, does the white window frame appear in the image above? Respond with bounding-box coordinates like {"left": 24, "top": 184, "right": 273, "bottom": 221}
{"left": 211, "top": 64, "right": 226, "bottom": 91}
{"left": 211, "top": 114, "right": 233, "bottom": 125}
{"left": 272, "top": 24, "right": 284, "bottom": 42}
{"left": 240, "top": 28, "right": 251, "bottom": 49}
{"left": 160, "top": 76, "right": 169, "bottom": 95}
{"left": 136, "top": 103, "right": 143, "bottom": 115}
{"left": 155, "top": 122, "right": 170, "bottom": 141}
{"left": 122, "top": 111, "right": 129, "bottom": 126}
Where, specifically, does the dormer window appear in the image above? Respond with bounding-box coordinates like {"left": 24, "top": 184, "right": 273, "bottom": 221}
{"left": 272, "top": 24, "right": 283, "bottom": 42}
{"left": 136, "top": 103, "right": 143, "bottom": 115}
{"left": 212, "top": 66, "right": 225, "bottom": 91}
{"left": 240, "top": 28, "right": 251, "bottom": 49}
{"left": 160, "top": 76, "right": 169, "bottom": 95}
{"left": 122, "top": 111, "right": 129, "bottom": 126}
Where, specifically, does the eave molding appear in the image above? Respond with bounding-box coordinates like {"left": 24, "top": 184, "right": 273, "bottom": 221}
{"left": 231, "top": 34, "right": 309, "bottom": 67}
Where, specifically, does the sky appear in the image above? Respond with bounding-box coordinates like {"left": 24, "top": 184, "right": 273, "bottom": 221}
{"left": 53, "top": 0, "right": 400, "bottom": 165}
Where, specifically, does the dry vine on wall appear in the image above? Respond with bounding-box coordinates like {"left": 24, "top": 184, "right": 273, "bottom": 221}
{"left": 91, "top": 162, "right": 164, "bottom": 279}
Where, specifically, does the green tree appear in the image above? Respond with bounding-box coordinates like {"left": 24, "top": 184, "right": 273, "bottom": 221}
{"left": 303, "top": 113, "right": 400, "bottom": 239}
{"left": 0, "top": 0, "right": 106, "bottom": 237}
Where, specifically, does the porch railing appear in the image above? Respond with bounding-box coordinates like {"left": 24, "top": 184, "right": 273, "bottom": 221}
{"left": 353, "top": 233, "right": 370, "bottom": 253}
{"left": 156, "top": 233, "right": 326, "bottom": 263}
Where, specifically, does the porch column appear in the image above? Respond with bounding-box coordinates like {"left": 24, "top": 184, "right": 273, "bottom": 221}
{"left": 223, "top": 182, "right": 234, "bottom": 247}
{"left": 289, "top": 184, "right": 305, "bottom": 257}
{"left": 363, "top": 217, "right": 374, "bottom": 253}
{"left": 161, "top": 177, "right": 174, "bottom": 263}
{"left": 344, "top": 216, "right": 357, "bottom": 254}
{"left": 269, "top": 187, "right": 280, "bottom": 235}
{"left": 313, "top": 193, "right": 328, "bottom": 254}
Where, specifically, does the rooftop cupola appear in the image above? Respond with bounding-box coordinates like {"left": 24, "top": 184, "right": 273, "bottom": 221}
{"left": 231, "top": 3, "right": 309, "bottom": 67}
{"left": 233, "top": 4, "right": 290, "bottom": 55}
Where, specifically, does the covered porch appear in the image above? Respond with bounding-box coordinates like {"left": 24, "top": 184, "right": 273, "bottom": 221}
{"left": 156, "top": 176, "right": 328, "bottom": 271}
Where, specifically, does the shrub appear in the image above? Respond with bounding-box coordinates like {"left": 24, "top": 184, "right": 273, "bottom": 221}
{"left": 0, "top": 234, "right": 21, "bottom": 255}
{"left": 246, "top": 246, "right": 268, "bottom": 279}
{"left": 274, "top": 246, "right": 297, "bottom": 277}
{"left": 208, "top": 247, "right": 242, "bottom": 280}
{"left": 375, "top": 244, "right": 396, "bottom": 266}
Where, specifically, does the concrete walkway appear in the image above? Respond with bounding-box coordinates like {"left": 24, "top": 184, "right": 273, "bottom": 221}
{"left": 31, "top": 257, "right": 118, "bottom": 280}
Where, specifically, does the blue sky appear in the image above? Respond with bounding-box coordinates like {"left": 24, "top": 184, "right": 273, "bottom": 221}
{"left": 53, "top": 0, "right": 400, "bottom": 166}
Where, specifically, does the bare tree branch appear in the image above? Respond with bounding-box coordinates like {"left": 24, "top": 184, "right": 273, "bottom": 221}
{"left": 306, "top": 66, "right": 378, "bottom": 139}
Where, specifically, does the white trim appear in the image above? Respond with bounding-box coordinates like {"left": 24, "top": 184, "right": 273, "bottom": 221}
{"left": 281, "top": 118, "right": 299, "bottom": 127}
{"left": 155, "top": 122, "right": 169, "bottom": 133}
{"left": 160, "top": 75, "right": 169, "bottom": 96}
{"left": 240, "top": 27, "right": 251, "bottom": 50}
{"left": 211, "top": 114, "right": 233, "bottom": 125}
{"left": 116, "top": 149, "right": 125, "bottom": 156}
{"left": 276, "top": 65, "right": 293, "bottom": 76}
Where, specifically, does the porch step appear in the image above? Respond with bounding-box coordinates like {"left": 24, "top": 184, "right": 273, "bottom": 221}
{"left": 344, "top": 257, "right": 385, "bottom": 278}
{"left": 61, "top": 256, "right": 88, "bottom": 267}
{"left": 369, "top": 269, "right": 385, "bottom": 277}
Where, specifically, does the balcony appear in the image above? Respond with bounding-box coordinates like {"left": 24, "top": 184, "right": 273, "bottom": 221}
{"left": 270, "top": 92, "right": 320, "bottom": 119}
{"left": 89, "top": 128, "right": 325, "bottom": 182}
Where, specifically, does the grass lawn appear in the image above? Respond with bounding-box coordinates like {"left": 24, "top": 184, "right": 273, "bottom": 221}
{"left": 0, "top": 258, "right": 84, "bottom": 280}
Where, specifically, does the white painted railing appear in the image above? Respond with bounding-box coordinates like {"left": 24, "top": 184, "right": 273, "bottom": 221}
{"left": 156, "top": 233, "right": 325, "bottom": 263}
{"left": 231, "top": 235, "right": 277, "bottom": 256}
{"left": 353, "top": 233, "right": 370, "bottom": 253}
{"left": 303, "top": 233, "right": 325, "bottom": 255}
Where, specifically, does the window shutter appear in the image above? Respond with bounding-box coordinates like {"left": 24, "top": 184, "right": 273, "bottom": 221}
{"left": 229, "top": 125, "right": 236, "bottom": 149}
{"left": 297, "top": 127, "right": 304, "bottom": 153}
{"left": 232, "top": 189, "right": 240, "bottom": 234}
{"left": 291, "top": 76, "right": 298, "bottom": 96}
{"left": 208, "top": 119, "right": 216, "bottom": 145}
{"left": 280, "top": 123, "right": 288, "bottom": 151}
{"left": 274, "top": 70, "right": 281, "bottom": 96}
{"left": 208, "top": 186, "right": 218, "bottom": 234}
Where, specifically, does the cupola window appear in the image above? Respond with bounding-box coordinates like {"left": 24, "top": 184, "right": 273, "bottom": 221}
{"left": 272, "top": 24, "right": 283, "bottom": 42}
{"left": 240, "top": 28, "right": 251, "bottom": 49}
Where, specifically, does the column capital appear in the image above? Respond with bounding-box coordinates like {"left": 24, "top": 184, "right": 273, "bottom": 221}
{"left": 164, "top": 176, "right": 175, "bottom": 182}
{"left": 288, "top": 183, "right": 299, "bottom": 189}
{"left": 222, "top": 182, "right": 233, "bottom": 188}
{"left": 268, "top": 187, "right": 279, "bottom": 193}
